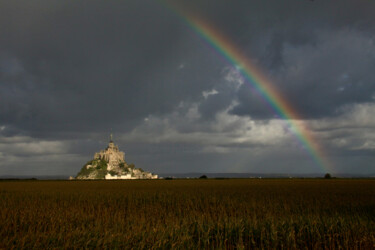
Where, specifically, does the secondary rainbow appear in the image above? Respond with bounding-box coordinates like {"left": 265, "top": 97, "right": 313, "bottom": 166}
{"left": 161, "top": 2, "right": 332, "bottom": 172}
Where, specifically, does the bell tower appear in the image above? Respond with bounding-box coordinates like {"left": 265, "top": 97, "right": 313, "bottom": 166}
{"left": 108, "top": 133, "right": 115, "bottom": 149}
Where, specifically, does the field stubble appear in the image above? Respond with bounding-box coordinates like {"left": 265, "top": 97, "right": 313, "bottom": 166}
{"left": 0, "top": 179, "right": 374, "bottom": 249}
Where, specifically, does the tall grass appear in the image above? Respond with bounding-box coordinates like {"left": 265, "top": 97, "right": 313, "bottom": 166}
{"left": 0, "top": 179, "right": 374, "bottom": 248}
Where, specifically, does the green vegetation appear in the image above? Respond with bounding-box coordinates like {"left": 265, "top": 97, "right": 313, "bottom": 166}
{"left": 0, "top": 179, "right": 374, "bottom": 248}
{"left": 76, "top": 160, "right": 95, "bottom": 177}
{"left": 76, "top": 159, "right": 108, "bottom": 179}
{"left": 94, "top": 159, "right": 108, "bottom": 179}
{"left": 108, "top": 170, "right": 117, "bottom": 176}
{"left": 119, "top": 162, "right": 126, "bottom": 169}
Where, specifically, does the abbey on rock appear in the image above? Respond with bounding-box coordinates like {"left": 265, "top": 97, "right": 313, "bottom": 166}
{"left": 75, "top": 136, "right": 158, "bottom": 180}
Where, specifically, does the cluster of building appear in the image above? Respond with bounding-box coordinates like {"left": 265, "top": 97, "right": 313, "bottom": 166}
{"left": 76, "top": 135, "right": 158, "bottom": 180}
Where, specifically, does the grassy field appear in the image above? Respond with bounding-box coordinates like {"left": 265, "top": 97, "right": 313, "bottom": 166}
{"left": 0, "top": 179, "right": 374, "bottom": 249}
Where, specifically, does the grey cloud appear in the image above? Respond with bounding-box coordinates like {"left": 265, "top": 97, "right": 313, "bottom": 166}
{"left": 231, "top": 28, "right": 375, "bottom": 119}
{"left": 1, "top": 0, "right": 375, "bottom": 135}
{"left": 0, "top": 0, "right": 223, "bottom": 138}
{"left": 309, "top": 103, "right": 375, "bottom": 152}
{"left": 1, "top": 0, "right": 375, "bottom": 175}
{"left": 117, "top": 100, "right": 375, "bottom": 174}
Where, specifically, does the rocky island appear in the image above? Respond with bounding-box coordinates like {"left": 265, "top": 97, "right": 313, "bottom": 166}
{"left": 76, "top": 136, "right": 158, "bottom": 180}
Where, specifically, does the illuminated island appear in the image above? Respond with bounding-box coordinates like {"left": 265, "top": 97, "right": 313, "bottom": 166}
{"left": 75, "top": 135, "right": 158, "bottom": 180}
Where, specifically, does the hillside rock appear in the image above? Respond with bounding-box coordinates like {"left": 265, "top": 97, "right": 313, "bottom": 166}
{"left": 76, "top": 138, "right": 158, "bottom": 180}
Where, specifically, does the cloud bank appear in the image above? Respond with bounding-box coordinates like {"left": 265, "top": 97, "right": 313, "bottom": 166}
{"left": 0, "top": 0, "right": 374, "bottom": 175}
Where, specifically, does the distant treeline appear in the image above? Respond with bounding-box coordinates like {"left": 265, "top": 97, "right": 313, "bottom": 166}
{"left": 0, "top": 178, "right": 38, "bottom": 181}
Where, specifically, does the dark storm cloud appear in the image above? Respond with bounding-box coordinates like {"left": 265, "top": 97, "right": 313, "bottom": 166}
{"left": 160, "top": 0, "right": 375, "bottom": 120}
{"left": 220, "top": 1, "right": 375, "bottom": 119}
{"left": 1, "top": 0, "right": 375, "bottom": 135}
{"left": 1, "top": 0, "right": 375, "bottom": 175}
{"left": 0, "top": 0, "right": 224, "bottom": 138}
{"left": 231, "top": 28, "right": 375, "bottom": 119}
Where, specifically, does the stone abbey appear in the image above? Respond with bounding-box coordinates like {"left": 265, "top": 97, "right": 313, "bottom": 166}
{"left": 94, "top": 137, "right": 125, "bottom": 171}
{"left": 75, "top": 135, "right": 158, "bottom": 180}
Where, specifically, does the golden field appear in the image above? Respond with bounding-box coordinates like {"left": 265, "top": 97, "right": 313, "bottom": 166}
{"left": 0, "top": 179, "right": 374, "bottom": 249}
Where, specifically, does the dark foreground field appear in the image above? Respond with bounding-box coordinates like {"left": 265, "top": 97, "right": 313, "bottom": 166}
{"left": 0, "top": 179, "right": 374, "bottom": 249}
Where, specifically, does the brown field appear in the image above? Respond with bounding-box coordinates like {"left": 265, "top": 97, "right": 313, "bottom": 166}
{"left": 0, "top": 179, "right": 374, "bottom": 249}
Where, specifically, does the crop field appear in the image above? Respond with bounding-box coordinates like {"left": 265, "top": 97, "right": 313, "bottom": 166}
{"left": 0, "top": 179, "right": 374, "bottom": 249}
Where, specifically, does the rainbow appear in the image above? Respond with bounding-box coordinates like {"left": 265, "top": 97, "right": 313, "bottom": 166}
{"left": 161, "top": 1, "right": 332, "bottom": 173}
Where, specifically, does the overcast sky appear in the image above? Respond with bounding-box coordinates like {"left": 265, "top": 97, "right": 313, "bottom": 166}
{"left": 1, "top": 0, "right": 375, "bottom": 176}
